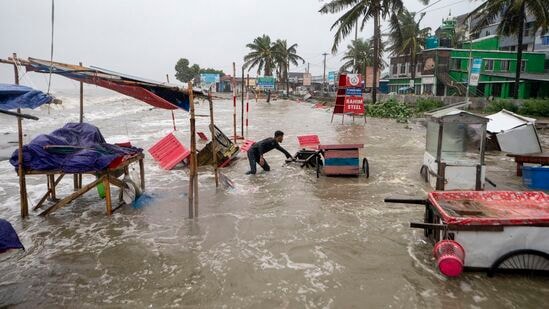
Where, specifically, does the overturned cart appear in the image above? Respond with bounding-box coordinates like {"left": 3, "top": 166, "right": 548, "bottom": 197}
{"left": 197, "top": 125, "right": 239, "bottom": 167}
{"left": 385, "top": 191, "right": 549, "bottom": 277}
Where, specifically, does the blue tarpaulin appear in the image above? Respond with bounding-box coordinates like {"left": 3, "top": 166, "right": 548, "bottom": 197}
{"left": 10, "top": 123, "right": 142, "bottom": 173}
{"left": 0, "top": 84, "right": 53, "bottom": 110}
{"left": 0, "top": 219, "right": 24, "bottom": 253}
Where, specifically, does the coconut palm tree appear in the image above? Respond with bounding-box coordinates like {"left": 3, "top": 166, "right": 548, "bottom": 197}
{"left": 319, "top": 0, "right": 428, "bottom": 103}
{"left": 469, "top": 0, "right": 549, "bottom": 99}
{"left": 273, "top": 39, "right": 305, "bottom": 95}
{"left": 243, "top": 35, "right": 275, "bottom": 76}
{"left": 386, "top": 9, "right": 431, "bottom": 94}
{"left": 340, "top": 38, "right": 385, "bottom": 73}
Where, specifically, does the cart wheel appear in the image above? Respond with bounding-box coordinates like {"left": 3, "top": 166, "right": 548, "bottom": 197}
{"left": 487, "top": 249, "right": 549, "bottom": 277}
{"left": 316, "top": 155, "right": 321, "bottom": 178}
{"left": 362, "top": 158, "right": 369, "bottom": 178}
{"left": 420, "top": 165, "right": 429, "bottom": 183}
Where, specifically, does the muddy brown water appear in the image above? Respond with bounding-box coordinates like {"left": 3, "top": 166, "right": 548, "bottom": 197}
{"left": 1, "top": 90, "right": 548, "bottom": 308}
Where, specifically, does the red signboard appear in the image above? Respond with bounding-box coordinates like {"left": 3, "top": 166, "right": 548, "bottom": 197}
{"left": 343, "top": 96, "right": 364, "bottom": 114}
{"left": 344, "top": 74, "right": 362, "bottom": 87}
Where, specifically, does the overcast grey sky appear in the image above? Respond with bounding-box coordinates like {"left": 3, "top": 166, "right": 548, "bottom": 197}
{"left": 0, "top": 0, "right": 479, "bottom": 89}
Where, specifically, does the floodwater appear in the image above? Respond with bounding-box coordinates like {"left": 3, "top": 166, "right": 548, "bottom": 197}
{"left": 1, "top": 89, "right": 548, "bottom": 308}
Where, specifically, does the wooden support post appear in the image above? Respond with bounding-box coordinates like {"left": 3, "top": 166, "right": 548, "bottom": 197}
{"left": 478, "top": 123, "right": 487, "bottom": 191}
{"left": 40, "top": 176, "right": 105, "bottom": 216}
{"left": 34, "top": 174, "right": 65, "bottom": 210}
{"left": 241, "top": 66, "right": 245, "bottom": 137}
{"left": 48, "top": 174, "right": 58, "bottom": 201}
{"left": 208, "top": 94, "right": 219, "bottom": 187}
{"left": 13, "top": 53, "right": 29, "bottom": 218}
{"left": 139, "top": 158, "right": 145, "bottom": 191}
{"left": 232, "top": 62, "right": 237, "bottom": 143}
{"left": 103, "top": 175, "right": 112, "bottom": 215}
{"left": 435, "top": 123, "right": 445, "bottom": 191}
{"left": 166, "top": 74, "right": 177, "bottom": 131}
{"left": 73, "top": 61, "right": 84, "bottom": 190}
{"left": 246, "top": 74, "right": 249, "bottom": 135}
{"left": 188, "top": 81, "right": 198, "bottom": 218}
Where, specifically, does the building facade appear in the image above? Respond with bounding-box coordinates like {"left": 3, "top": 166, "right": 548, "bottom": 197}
{"left": 388, "top": 16, "right": 549, "bottom": 99}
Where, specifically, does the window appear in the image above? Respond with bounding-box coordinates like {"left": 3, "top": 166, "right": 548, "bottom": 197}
{"left": 400, "top": 63, "right": 406, "bottom": 74}
{"left": 485, "top": 30, "right": 490, "bottom": 36}
{"left": 417, "top": 63, "right": 422, "bottom": 73}
{"left": 392, "top": 64, "right": 398, "bottom": 75}
{"left": 543, "top": 36, "right": 549, "bottom": 46}
{"left": 521, "top": 60, "right": 527, "bottom": 72}
{"left": 405, "top": 62, "right": 410, "bottom": 74}
{"left": 524, "top": 22, "right": 534, "bottom": 37}
{"left": 423, "top": 84, "right": 433, "bottom": 95}
{"left": 484, "top": 59, "right": 494, "bottom": 71}
{"left": 500, "top": 60, "right": 510, "bottom": 71}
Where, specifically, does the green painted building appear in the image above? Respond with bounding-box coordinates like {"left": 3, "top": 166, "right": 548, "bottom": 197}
{"left": 388, "top": 35, "right": 549, "bottom": 99}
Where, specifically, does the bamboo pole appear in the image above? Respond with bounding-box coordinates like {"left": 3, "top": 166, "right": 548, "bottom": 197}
{"left": 75, "top": 61, "right": 84, "bottom": 190}
{"left": 188, "top": 81, "right": 197, "bottom": 218}
{"left": 232, "top": 62, "right": 237, "bottom": 143}
{"left": 208, "top": 93, "right": 219, "bottom": 187}
{"left": 241, "top": 66, "right": 244, "bottom": 137}
{"left": 79, "top": 62, "right": 84, "bottom": 123}
{"left": 246, "top": 74, "right": 249, "bottom": 135}
{"left": 13, "top": 53, "right": 29, "bottom": 218}
{"left": 166, "top": 74, "right": 177, "bottom": 131}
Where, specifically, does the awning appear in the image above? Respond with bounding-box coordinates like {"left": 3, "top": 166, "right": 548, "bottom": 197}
{"left": 24, "top": 58, "right": 203, "bottom": 111}
{"left": 0, "top": 84, "right": 53, "bottom": 110}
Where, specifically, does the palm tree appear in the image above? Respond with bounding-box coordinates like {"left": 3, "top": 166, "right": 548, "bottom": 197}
{"left": 319, "top": 0, "right": 428, "bottom": 103}
{"left": 243, "top": 35, "right": 275, "bottom": 76}
{"left": 386, "top": 9, "right": 431, "bottom": 94}
{"left": 273, "top": 39, "right": 305, "bottom": 95}
{"left": 469, "top": 0, "right": 549, "bottom": 99}
{"left": 340, "top": 38, "right": 386, "bottom": 91}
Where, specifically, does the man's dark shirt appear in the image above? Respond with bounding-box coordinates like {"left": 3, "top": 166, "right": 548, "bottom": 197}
{"left": 251, "top": 137, "right": 292, "bottom": 158}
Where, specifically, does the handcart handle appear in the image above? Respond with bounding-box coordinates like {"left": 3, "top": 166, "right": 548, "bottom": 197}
{"left": 384, "top": 197, "right": 429, "bottom": 205}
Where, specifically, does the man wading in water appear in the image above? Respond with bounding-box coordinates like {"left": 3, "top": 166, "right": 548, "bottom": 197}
{"left": 246, "top": 130, "right": 293, "bottom": 175}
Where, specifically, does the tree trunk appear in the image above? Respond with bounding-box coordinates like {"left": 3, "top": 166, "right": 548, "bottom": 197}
{"left": 372, "top": 10, "right": 380, "bottom": 104}
{"left": 514, "top": 3, "right": 525, "bottom": 99}
{"left": 411, "top": 54, "right": 416, "bottom": 94}
{"left": 286, "top": 59, "right": 290, "bottom": 96}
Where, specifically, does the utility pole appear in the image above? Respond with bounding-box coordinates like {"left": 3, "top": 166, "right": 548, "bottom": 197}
{"left": 465, "top": 16, "right": 472, "bottom": 104}
{"left": 322, "top": 53, "right": 328, "bottom": 93}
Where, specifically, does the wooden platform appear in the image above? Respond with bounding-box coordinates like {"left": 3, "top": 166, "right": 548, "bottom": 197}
{"left": 22, "top": 153, "right": 145, "bottom": 216}
{"left": 507, "top": 153, "right": 549, "bottom": 176}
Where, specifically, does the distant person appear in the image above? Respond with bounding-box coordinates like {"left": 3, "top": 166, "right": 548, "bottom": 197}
{"left": 246, "top": 130, "right": 293, "bottom": 175}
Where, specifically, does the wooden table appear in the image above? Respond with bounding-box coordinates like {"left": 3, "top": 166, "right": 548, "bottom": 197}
{"left": 23, "top": 153, "right": 145, "bottom": 216}
{"left": 507, "top": 153, "right": 549, "bottom": 176}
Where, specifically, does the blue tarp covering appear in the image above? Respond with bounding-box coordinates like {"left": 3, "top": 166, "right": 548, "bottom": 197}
{"left": 10, "top": 123, "right": 142, "bottom": 173}
{"left": 0, "top": 84, "right": 53, "bottom": 110}
{"left": 0, "top": 219, "right": 24, "bottom": 252}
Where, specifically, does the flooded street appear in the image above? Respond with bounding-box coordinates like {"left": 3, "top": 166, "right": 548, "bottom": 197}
{"left": 1, "top": 91, "right": 548, "bottom": 308}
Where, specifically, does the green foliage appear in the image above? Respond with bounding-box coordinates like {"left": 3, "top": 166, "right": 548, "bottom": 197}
{"left": 243, "top": 36, "right": 303, "bottom": 79}
{"left": 175, "top": 59, "right": 225, "bottom": 83}
{"left": 175, "top": 58, "right": 200, "bottom": 83}
{"left": 200, "top": 68, "right": 225, "bottom": 76}
{"left": 414, "top": 98, "right": 443, "bottom": 113}
{"left": 366, "top": 99, "right": 413, "bottom": 121}
{"left": 484, "top": 100, "right": 519, "bottom": 113}
{"left": 518, "top": 99, "right": 549, "bottom": 117}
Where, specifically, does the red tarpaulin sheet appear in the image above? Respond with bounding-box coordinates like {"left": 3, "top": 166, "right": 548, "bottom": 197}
{"left": 428, "top": 191, "right": 549, "bottom": 226}
{"left": 91, "top": 78, "right": 179, "bottom": 110}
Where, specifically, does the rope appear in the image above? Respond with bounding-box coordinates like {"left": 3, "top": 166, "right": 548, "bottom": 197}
{"left": 46, "top": 0, "right": 55, "bottom": 94}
